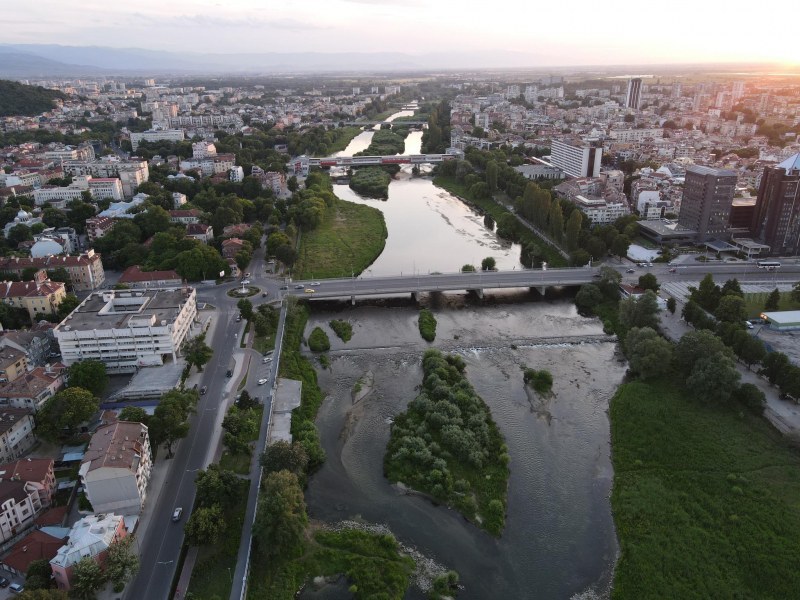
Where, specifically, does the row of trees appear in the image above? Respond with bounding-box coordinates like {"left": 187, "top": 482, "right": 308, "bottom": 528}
{"left": 184, "top": 465, "right": 246, "bottom": 547}
{"left": 119, "top": 389, "right": 199, "bottom": 458}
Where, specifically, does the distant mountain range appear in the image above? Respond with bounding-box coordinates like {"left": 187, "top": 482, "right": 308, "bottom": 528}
{"left": 0, "top": 44, "right": 784, "bottom": 78}
{"left": 0, "top": 44, "right": 556, "bottom": 77}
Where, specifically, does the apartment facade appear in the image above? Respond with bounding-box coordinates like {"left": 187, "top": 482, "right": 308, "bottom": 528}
{"left": 750, "top": 153, "right": 800, "bottom": 255}
{"left": 550, "top": 139, "right": 603, "bottom": 178}
{"left": 0, "top": 479, "right": 42, "bottom": 543}
{"left": 55, "top": 287, "right": 196, "bottom": 373}
{"left": 0, "top": 365, "right": 66, "bottom": 412}
{"left": 0, "top": 409, "right": 36, "bottom": 464}
{"left": 0, "top": 458, "right": 56, "bottom": 508}
{"left": 0, "top": 250, "right": 105, "bottom": 291}
{"left": 79, "top": 421, "right": 152, "bottom": 515}
{"left": 129, "top": 129, "right": 185, "bottom": 151}
{"left": 678, "top": 165, "right": 737, "bottom": 242}
{"left": 0, "top": 271, "right": 67, "bottom": 321}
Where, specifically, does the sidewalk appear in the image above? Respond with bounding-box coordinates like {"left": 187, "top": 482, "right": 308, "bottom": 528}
{"left": 658, "top": 297, "right": 800, "bottom": 440}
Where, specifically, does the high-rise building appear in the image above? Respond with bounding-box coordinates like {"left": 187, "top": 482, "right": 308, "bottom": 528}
{"left": 678, "top": 165, "right": 737, "bottom": 242}
{"left": 625, "top": 78, "right": 642, "bottom": 109}
{"left": 732, "top": 80, "right": 745, "bottom": 100}
{"left": 550, "top": 139, "right": 603, "bottom": 178}
{"left": 750, "top": 153, "right": 800, "bottom": 255}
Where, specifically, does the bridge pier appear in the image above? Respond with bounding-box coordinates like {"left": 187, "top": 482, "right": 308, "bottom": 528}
{"left": 531, "top": 286, "right": 547, "bottom": 297}
{"left": 351, "top": 295, "right": 356, "bottom": 306}
{"left": 468, "top": 289, "right": 484, "bottom": 299}
{"left": 411, "top": 292, "right": 418, "bottom": 303}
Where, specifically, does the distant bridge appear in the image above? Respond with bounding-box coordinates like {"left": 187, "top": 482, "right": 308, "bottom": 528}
{"left": 289, "top": 151, "right": 462, "bottom": 175}
{"left": 341, "top": 121, "right": 428, "bottom": 126}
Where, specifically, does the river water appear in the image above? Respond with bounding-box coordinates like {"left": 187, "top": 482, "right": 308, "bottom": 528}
{"left": 304, "top": 299, "right": 625, "bottom": 599}
{"left": 302, "top": 110, "right": 623, "bottom": 599}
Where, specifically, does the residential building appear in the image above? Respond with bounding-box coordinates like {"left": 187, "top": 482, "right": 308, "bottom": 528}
{"left": 118, "top": 266, "right": 182, "bottom": 289}
{"left": 625, "top": 78, "right": 642, "bottom": 110}
{"left": 229, "top": 166, "right": 244, "bottom": 182}
{"left": 750, "top": 153, "right": 800, "bottom": 255}
{"left": 50, "top": 513, "right": 127, "bottom": 591}
{"left": 221, "top": 238, "right": 244, "bottom": 259}
{"left": 192, "top": 141, "right": 216, "bottom": 158}
{"left": 572, "top": 195, "right": 630, "bottom": 225}
{"left": 186, "top": 223, "right": 213, "bottom": 243}
{"left": 0, "top": 349, "right": 28, "bottom": 383}
{"left": 677, "top": 165, "right": 737, "bottom": 242}
{"left": 1, "top": 529, "right": 64, "bottom": 577}
{"left": 87, "top": 178, "right": 124, "bottom": 201}
{"left": 0, "top": 409, "right": 36, "bottom": 463}
{"left": 0, "top": 458, "right": 56, "bottom": 508}
{"left": 54, "top": 287, "right": 197, "bottom": 374}
{"left": 3, "top": 210, "right": 44, "bottom": 240}
{"left": 85, "top": 216, "right": 115, "bottom": 243}
{"left": 0, "top": 331, "right": 57, "bottom": 369}
{"left": 0, "top": 479, "right": 42, "bottom": 543}
{"left": 550, "top": 139, "right": 603, "bottom": 178}
{"left": 62, "top": 159, "right": 148, "bottom": 198}
{"left": 0, "top": 251, "right": 105, "bottom": 291}
{"left": 0, "top": 271, "right": 67, "bottom": 321}
{"left": 78, "top": 421, "right": 152, "bottom": 515}
{"left": 168, "top": 209, "right": 201, "bottom": 224}
{"left": 129, "top": 129, "right": 185, "bottom": 151}
{"left": 609, "top": 128, "right": 663, "bottom": 143}
{"left": 513, "top": 164, "right": 565, "bottom": 181}
{"left": 0, "top": 364, "right": 66, "bottom": 412}
{"left": 97, "top": 194, "right": 148, "bottom": 219}
{"left": 172, "top": 192, "right": 187, "bottom": 208}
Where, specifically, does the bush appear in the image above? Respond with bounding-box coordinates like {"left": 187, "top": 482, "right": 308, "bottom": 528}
{"left": 329, "top": 319, "right": 353, "bottom": 342}
{"left": 523, "top": 368, "right": 553, "bottom": 394}
{"left": 308, "top": 327, "right": 331, "bottom": 352}
{"left": 418, "top": 309, "right": 437, "bottom": 342}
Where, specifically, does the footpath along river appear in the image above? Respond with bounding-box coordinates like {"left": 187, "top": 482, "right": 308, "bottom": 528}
{"left": 300, "top": 111, "right": 624, "bottom": 599}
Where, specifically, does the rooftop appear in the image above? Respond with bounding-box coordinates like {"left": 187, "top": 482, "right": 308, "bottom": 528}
{"left": 2, "top": 530, "right": 64, "bottom": 574}
{"left": 119, "top": 265, "right": 181, "bottom": 284}
{"left": 0, "top": 457, "right": 54, "bottom": 485}
{"left": 57, "top": 287, "right": 194, "bottom": 332}
{"left": 777, "top": 153, "right": 800, "bottom": 173}
{"left": 0, "top": 408, "right": 33, "bottom": 435}
{"left": 50, "top": 513, "right": 123, "bottom": 568}
{"left": 81, "top": 421, "right": 148, "bottom": 474}
{"left": 761, "top": 310, "right": 800, "bottom": 325}
{"left": 686, "top": 165, "right": 737, "bottom": 177}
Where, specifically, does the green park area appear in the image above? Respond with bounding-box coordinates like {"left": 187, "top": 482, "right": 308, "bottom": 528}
{"left": 743, "top": 290, "right": 800, "bottom": 318}
{"left": 293, "top": 198, "right": 387, "bottom": 279}
{"left": 610, "top": 378, "right": 800, "bottom": 599}
{"left": 349, "top": 166, "right": 391, "bottom": 199}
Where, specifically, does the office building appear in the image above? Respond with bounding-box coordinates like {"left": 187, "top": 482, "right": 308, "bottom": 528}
{"left": 677, "top": 165, "right": 737, "bottom": 242}
{"left": 129, "top": 129, "right": 185, "bottom": 152}
{"left": 625, "top": 78, "right": 642, "bottom": 109}
{"left": 54, "top": 287, "right": 197, "bottom": 374}
{"left": 551, "top": 139, "right": 603, "bottom": 178}
{"left": 750, "top": 153, "right": 800, "bottom": 255}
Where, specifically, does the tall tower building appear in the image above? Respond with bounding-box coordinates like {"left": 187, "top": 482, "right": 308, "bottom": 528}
{"left": 678, "top": 165, "right": 737, "bottom": 242}
{"left": 732, "top": 80, "right": 745, "bottom": 101}
{"left": 750, "top": 154, "right": 800, "bottom": 255}
{"left": 625, "top": 78, "right": 642, "bottom": 109}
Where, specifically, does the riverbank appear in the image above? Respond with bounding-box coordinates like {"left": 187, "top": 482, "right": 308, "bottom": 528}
{"left": 293, "top": 197, "right": 387, "bottom": 279}
{"left": 322, "top": 126, "right": 367, "bottom": 155}
{"left": 610, "top": 377, "right": 800, "bottom": 599}
{"left": 432, "top": 174, "right": 567, "bottom": 267}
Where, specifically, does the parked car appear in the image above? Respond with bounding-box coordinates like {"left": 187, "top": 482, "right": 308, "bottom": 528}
{"left": 258, "top": 378, "right": 268, "bottom": 385}
{"left": 172, "top": 507, "right": 183, "bottom": 522}
{"left": 236, "top": 315, "right": 242, "bottom": 322}
{"left": 0, "top": 577, "right": 9, "bottom": 587}
{"left": 263, "top": 356, "right": 272, "bottom": 364}
{"left": 669, "top": 268, "right": 677, "bottom": 273}
{"left": 244, "top": 272, "right": 251, "bottom": 278}
{"left": 9, "top": 582, "right": 24, "bottom": 593}
{"left": 280, "top": 285, "right": 288, "bottom": 291}
{"left": 626, "top": 268, "right": 635, "bottom": 273}
{"left": 226, "top": 369, "right": 233, "bottom": 378}
{"left": 200, "top": 386, "right": 207, "bottom": 395}
{"left": 262, "top": 292, "right": 268, "bottom": 297}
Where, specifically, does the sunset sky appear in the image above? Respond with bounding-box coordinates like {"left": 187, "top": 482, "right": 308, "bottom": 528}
{"left": 6, "top": 0, "right": 799, "bottom": 66}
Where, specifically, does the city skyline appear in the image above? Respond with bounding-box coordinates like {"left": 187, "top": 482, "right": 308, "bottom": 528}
{"left": 7, "top": 0, "right": 800, "bottom": 68}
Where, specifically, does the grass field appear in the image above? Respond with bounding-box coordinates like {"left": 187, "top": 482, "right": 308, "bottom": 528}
{"left": 610, "top": 378, "right": 800, "bottom": 599}
{"left": 294, "top": 198, "right": 387, "bottom": 279}
{"left": 743, "top": 290, "right": 800, "bottom": 318}
{"left": 187, "top": 481, "right": 249, "bottom": 600}
{"left": 432, "top": 175, "right": 568, "bottom": 268}
{"left": 219, "top": 451, "right": 251, "bottom": 475}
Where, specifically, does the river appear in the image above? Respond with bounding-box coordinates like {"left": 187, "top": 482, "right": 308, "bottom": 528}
{"left": 301, "top": 110, "right": 623, "bottom": 599}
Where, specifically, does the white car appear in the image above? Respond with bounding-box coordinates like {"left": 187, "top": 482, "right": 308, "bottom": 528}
{"left": 258, "top": 378, "right": 268, "bottom": 385}
{"left": 263, "top": 356, "right": 272, "bottom": 364}
{"left": 312, "top": 282, "right": 321, "bottom": 286}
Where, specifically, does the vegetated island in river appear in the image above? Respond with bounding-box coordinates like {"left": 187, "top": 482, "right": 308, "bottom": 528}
{"left": 349, "top": 166, "right": 391, "bottom": 199}
{"left": 385, "top": 349, "right": 510, "bottom": 536}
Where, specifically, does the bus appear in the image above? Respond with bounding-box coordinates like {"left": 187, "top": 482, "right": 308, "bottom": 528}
{"left": 757, "top": 260, "right": 781, "bottom": 269}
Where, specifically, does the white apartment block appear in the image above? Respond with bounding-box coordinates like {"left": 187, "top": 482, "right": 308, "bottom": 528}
{"left": 55, "top": 287, "right": 197, "bottom": 374}
{"left": 574, "top": 195, "right": 630, "bottom": 225}
{"left": 62, "top": 159, "right": 149, "bottom": 198}
{"left": 609, "top": 128, "right": 664, "bottom": 143}
{"left": 0, "top": 409, "right": 36, "bottom": 464}
{"left": 87, "top": 178, "right": 124, "bottom": 201}
{"left": 32, "top": 186, "right": 84, "bottom": 207}
{"left": 129, "top": 129, "right": 185, "bottom": 151}
{"left": 550, "top": 139, "right": 603, "bottom": 178}
{"left": 79, "top": 421, "right": 152, "bottom": 515}
{"left": 192, "top": 141, "right": 217, "bottom": 158}
{"left": 0, "top": 479, "right": 42, "bottom": 543}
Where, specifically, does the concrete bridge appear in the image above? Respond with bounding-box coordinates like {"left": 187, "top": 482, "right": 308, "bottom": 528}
{"left": 284, "top": 267, "right": 599, "bottom": 302}
{"left": 289, "top": 151, "right": 462, "bottom": 175}
{"left": 341, "top": 120, "right": 428, "bottom": 126}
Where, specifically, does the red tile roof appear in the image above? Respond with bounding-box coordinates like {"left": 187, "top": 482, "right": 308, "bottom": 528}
{"left": 119, "top": 265, "right": 181, "bottom": 284}
{"left": 3, "top": 530, "right": 64, "bottom": 573}
{"left": 0, "top": 458, "right": 54, "bottom": 485}
{"left": 35, "top": 505, "right": 68, "bottom": 528}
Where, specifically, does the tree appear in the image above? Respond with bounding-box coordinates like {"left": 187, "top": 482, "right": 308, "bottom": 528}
{"left": 596, "top": 266, "right": 622, "bottom": 300}
{"left": 686, "top": 353, "right": 741, "bottom": 404}
{"left": 25, "top": 559, "right": 54, "bottom": 591}
{"left": 666, "top": 297, "right": 676, "bottom": 314}
{"left": 237, "top": 389, "right": 259, "bottom": 410}
{"left": 184, "top": 505, "right": 225, "bottom": 546}
{"left": 791, "top": 281, "right": 800, "bottom": 303}
{"left": 16, "top": 589, "right": 68, "bottom": 599}
{"left": 237, "top": 298, "right": 253, "bottom": 320}
{"left": 485, "top": 160, "right": 498, "bottom": 193}
{"left": 260, "top": 440, "right": 309, "bottom": 478}
{"left": 732, "top": 383, "right": 766, "bottom": 414}
{"left": 765, "top": 287, "right": 781, "bottom": 311}
{"left": 690, "top": 274, "right": 721, "bottom": 312}
{"left": 287, "top": 175, "right": 298, "bottom": 192}
{"left": 481, "top": 256, "right": 496, "bottom": 271}
{"left": 575, "top": 284, "right": 604, "bottom": 314}
{"left": 105, "top": 536, "right": 139, "bottom": 590}
{"left": 721, "top": 278, "right": 744, "bottom": 298}
{"left": 184, "top": 334, "right": 213, "bottom": 372}
{"left": 253, "top": 470, "right": 307, "bottom": 558}
{"left": 149, "top": 389, "right": 197, "bottom": 458}
{"left": 222, "top": 405, "right": 258, "bottom": 455}
{"left": 637, "top": 273, "right": 659, "bottom": 292}
{"left": 195, "top": 465, "right": 241, "bottom": 509}
{"left": 118, "top": 406, "right": 148, "bottom": 425}
{"left": 548, "top": 200, "right": 563, "bottom": 243}
{"left": 461, "top": 264, "right": 476, "bottom": 273}
{"left": 67, "top": 360, "right": 108, "bottom": 397}
{"left": 674, "top": 330, "right": 732, "bottom": 375}
{"left": 736, "top": 334, "right": 767, "bottom": 369}
{"left": 760, "top": 351, "right": 790, "bottom": 385}
{"left": 618, "top": 290, "right": 660, "bottom": 331}
{"left": 625, "top": 327, "right": 674, "bottom": 379}
{"left": 715, "top": 294, "right": 747, "bottom": 323}
{"left": 36, "top": 388, "right": 99, "bottom": 442}
{"left": 69, "top": 556, "right": 106, "bottom": 600}
{"left": 132, "top": 206, "right": 171, "bottom": 239}
{"left": 8, "top": 223, "right": 32, "bottom": 247}
{"left": 565, "top": 210, "right": 582, "bottom": 251}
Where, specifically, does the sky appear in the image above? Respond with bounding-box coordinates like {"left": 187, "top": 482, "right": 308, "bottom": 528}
{"left": 6, "top": 0, "right": 800, "bottom": 66}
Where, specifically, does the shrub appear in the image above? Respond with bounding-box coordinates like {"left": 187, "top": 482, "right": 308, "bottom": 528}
{"left": 308, "top": 327, "right": 331, "bottom": 352}
{"left": 419, "top": 309, "right": 437, "bottom": 342}
{"left": 523, "top": 367, "right": 553, "bottom": 394}
{"left": 329, "top": 319, "right": 353, "bottom": 342}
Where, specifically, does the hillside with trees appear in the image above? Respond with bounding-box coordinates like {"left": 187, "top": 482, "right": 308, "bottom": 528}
{"left": 0, "top": 79, "right": 67, "bottom": 117}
